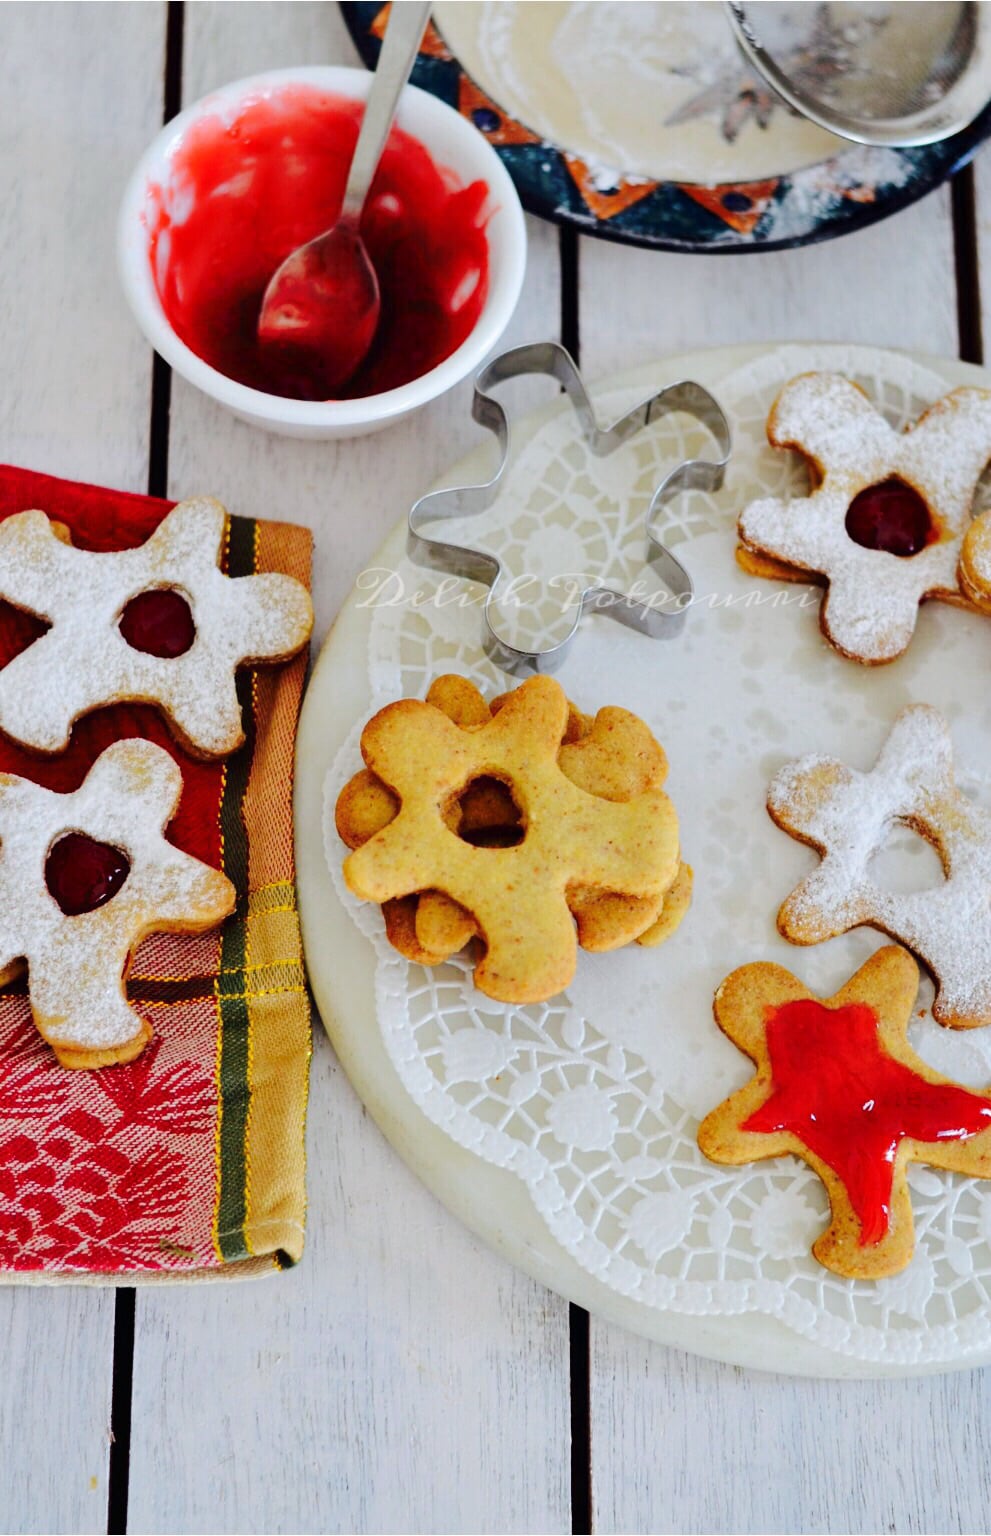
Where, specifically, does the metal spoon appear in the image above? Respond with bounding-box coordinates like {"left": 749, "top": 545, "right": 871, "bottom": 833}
{"left": 257, "top": 0, "right": 431, "bottom": 394}
{"left": 725, "top": 1, "right": 991, "bottom": 148}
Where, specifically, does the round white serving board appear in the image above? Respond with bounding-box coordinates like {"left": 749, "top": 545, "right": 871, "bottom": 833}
{"left": 296, "top": 342, "right": 991, "bottom": 1378}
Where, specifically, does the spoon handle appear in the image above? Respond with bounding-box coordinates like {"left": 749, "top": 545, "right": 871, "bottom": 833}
{"left": 342, "top": 0, "right": 432, "bottom": 221}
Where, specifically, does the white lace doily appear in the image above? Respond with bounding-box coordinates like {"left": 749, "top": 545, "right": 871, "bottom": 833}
{"left": 322, "top": 343, "right": 991, "bottom": 1366}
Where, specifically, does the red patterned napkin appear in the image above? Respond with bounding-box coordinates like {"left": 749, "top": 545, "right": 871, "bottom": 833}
{"left": 0, "top": 467, "right": 311, "bottom": 1279}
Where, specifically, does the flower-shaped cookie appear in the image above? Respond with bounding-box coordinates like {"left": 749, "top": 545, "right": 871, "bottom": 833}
{"left": 738, "top": 373, "right": 991, "bottom": 663}
{"left": 0, "top": 498, "right": 313, "bottom": 757}
{"left": 341, "top": 675, "right": 681, "bottom": 1003}
{"left": 768, "top": 704, "right": 991, "bottom": 1028}
{"left": 699, "top": 947, "right": 991, "bottom": 1279}
{"left": 336, "top": 674, "right": 692, "bottom": 966}
{"left": 0, "top": 739, "right": 235, "bottom": 1068}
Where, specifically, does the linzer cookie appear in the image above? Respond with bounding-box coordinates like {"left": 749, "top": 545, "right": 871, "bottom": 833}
{"left": 737, "top": 373, "right": 991, "bottom": 663}
{"left": 337, "top": 675, "right": 690, "bottom": 1003}
{"left": 0, "top": 498, "right": 313, "bottom": 757}
{"left": 959, "top": 508, "right": 991, "bottom": 610}
{"left": 0, "top": 739, "right": 235, "bottom": 1069}
{"left": 337, "top": 674, "right": 692, "bottom": 964}
{"left": 768, "top": 704, "right": 991, "bottom": 1029}
{"left": 698, "top": 947, "right": 991, "bottom": 1279}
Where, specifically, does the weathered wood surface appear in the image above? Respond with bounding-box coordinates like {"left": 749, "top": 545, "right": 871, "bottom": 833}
{"left": 5, "top": 4, "right": 991, "bottom": 1532}
{"left": 125, "top": 7, "right": 571, "bottom": 1535}
{"left": 0, "top": 6, "right": 165, "bottom": 1532}
{"left": 583, "top": 144, "right": 988, "bottom": 1536}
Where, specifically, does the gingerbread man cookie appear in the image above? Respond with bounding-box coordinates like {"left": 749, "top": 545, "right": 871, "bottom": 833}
{"left": 0, "top": 498, "right": 313, "bottom": 757}
{"left": 0, "top": 739, "right": 235, "bottom": 1068}
{"left": 738, "top": 373, "right": 991, "bottom": 663}
{"left": 769, "top": 704, "right": 991, "bottom": 1029}
{"left": 340, "top": 675, "right": 683, "bottom": 1003}
{"left": 699, "top": 947, "right": 991, "bottom": 1279}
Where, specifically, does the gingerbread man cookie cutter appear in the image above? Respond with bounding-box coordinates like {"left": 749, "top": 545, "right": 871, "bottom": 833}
{"left": 407, "top": 341, "right": 731, "bottom": 676}
{"left": 0, "top": 739, "right": 235, "bottom": 1068}
{"left": 0, "top": 498, "right": 313, "bottom": 758}
{"left": 768, "top": 704, "right": 991, "bottom": 1029}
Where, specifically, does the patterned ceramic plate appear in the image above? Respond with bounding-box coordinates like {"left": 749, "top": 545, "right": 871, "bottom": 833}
{"left": 341, "top": 0, "right": 991, "bottom": 253}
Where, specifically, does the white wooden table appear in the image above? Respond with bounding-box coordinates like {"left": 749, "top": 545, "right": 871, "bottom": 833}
{"left": 4, "top": 5, "right": 991, "bottom": 1532}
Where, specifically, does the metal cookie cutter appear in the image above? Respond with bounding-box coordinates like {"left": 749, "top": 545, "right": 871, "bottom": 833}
{"left": 406, "top": 340, "right": 731, "bottom": 676}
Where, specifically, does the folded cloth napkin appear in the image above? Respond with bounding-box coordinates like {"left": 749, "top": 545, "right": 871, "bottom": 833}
{"left": 0, "top": 466, "right": 311, "bottom": 1280}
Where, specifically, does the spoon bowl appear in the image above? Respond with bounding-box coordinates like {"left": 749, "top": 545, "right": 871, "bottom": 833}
{"left": 257, "top": 1, "right": 429, "bottom": 394}
{"left": 257, "top": 219, "right": 380, "bottom": 397}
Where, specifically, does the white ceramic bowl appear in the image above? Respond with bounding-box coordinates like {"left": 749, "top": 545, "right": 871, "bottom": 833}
{"left": 117, "top": 65, "right": 527, "bottom": 439}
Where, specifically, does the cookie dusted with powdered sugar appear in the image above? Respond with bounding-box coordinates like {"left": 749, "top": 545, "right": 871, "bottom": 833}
{"left": 959, "top": 508, "right": 991, "bottom": 612}
{"left": 738, "top": 373, "right": 991, "bottom": 663}
{"left": 768, "top": 704, "right": 991, "bottom": 1030}
{"left": 0, "top": 740, "right": 235, "bottom": 1068}
{"left": 0, "top": 498, "right": 313, "bottom": 757}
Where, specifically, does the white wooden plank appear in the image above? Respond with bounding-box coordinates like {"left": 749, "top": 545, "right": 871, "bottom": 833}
{"left": 580, "top": 185, "right": 958, "bottom": 377}
{"left": 0, "top": 3, "right": 166, "bottom": 1531}
{"left": 582, "top": 162, "right": 984, "bottom": 1535}
{"left": 0, "top": 1, "right": 165, "bottom": 491}
{"left": 130, "top": 1036, "right": 571, "bottom": 1536}
{"left": 126, "top": 7, "right": 571, "bottom": 1532}
{"left": 589, "top": 1339, "right": 991, "bottom": 1535}
{"left": 970, "top": 148, "right": 991, "bottom": 357}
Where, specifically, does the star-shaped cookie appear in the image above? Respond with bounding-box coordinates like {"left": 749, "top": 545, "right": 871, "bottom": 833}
{"left": 738, "top": 373, "right": 991, "bottom": 663}
{"left": 0, "top": 498, "right": 313, "bottom": 757}
{"left": 0, "top": 739, "right": 235, "bottom": 1068}
{"left": 768, "top": 704, "right": 991, "bottom": 1029}
{"left": 698, "top": 947, "right": 991, "bottom": 1278}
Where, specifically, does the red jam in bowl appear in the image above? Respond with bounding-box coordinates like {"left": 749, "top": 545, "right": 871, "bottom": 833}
{"left": 146, "top": 85, "right": 492, "bottom": 401}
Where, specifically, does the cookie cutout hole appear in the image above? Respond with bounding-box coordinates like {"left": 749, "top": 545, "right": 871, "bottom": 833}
{"left": 119, "top": 588, "right": 195, "bottom": 658}
{"left": 453, "top": 776, "right": 525, "bottom": 849}
{"left": 868, "top": 823, "right": 946, "bottom": 896}
{"left": 45, "top": 832, "right": 131, "bottom": 916}
{"left": 1, "top": 607, "right": 51, "bottom": 664}
{"left": 845, "top": 478, "right": 934, "bottom": 558}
